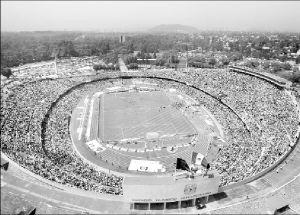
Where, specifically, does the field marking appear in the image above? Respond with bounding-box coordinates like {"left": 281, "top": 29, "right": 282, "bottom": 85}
{"left": 95, "top": 90, "right": 209, "bottom": 168}
{"left": 103, "top": 106, "right": 194, "bottom": 143}
{"left": 135, "top": 108, "right": 173, "bottom": 129}
{"left": 78, "top": 97, "right": 88, "bottom": 140}
{"left": 86, "top": 95, "right": 96, "bottom": 141}
{"left": 109, "top": 139, "right": 193, "bottom": 160}
{"left": 181, "top": 111, "right": 198, "bottom": 134}
{"left": 104, "top": 106, "right": 164, "bottom": 112}
{"left": 201, "top": 105, "right": 225, "bottom": 139}
{"left": 102, "top": 94, "right": 105, "bottom": 140}
{"left": 168, "top": 121, "right": 178, "bottom": 135}
{"left": 108, "top": 108, "right": 170, "bottom": 136}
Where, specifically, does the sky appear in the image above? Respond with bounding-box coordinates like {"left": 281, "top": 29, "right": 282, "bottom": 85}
{"left": 1, "top": 1, "right": 300, "bottom": 33}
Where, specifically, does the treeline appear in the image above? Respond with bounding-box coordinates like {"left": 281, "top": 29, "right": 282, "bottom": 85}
{"left": 93, "top": 64, "right": 119, "bottom": 71}
{"left": 1, "top": 31, "right": 118, "bottom": 68}
{"left": 123, "top": 52, "right": 179, "bottom": 68}
{"left": 0, "top": 31, "right": 244, "bottom": 69}
{"left": 240, "top": 58, "right": 293, "bottom": 72}
{"left": 2, "top": 31, "right": 299, "bottom": 72}
{"left": 1, "top": 31, "right": 189, "bottom": 68}
{"left": 239, "top": 58, "right": 300, "bottom": 84}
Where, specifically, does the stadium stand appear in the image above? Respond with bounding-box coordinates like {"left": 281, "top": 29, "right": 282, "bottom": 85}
{"left": 1, "top": 63, "right": 299, "bottom": 194}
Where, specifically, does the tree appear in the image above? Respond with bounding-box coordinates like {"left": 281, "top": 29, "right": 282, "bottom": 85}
{"left": 136, "top": 51, "right": 144, "bottom": 59}
{"left": 217, "top": 57, "right": 230, "bottom": 68}
{"left": 93, "top": 63, "right": 119, "bottom": 71}
{"left": 153, "top": 52, "right": 157, "bottom": 59}
{"left": 93, "top": 64, "right": 106, "bottom": 71}
{"left": 229, "top": 52, "right": 243, "bottom": 62}
{"left": 155, "top": 58, "right": 166, "bottom": 66}
{"left": 188, "top": 55, "right": 206, "bottom": 68}
{"left": 208, "top": 57, "right": 217, "bottom": 66}
{"left": 262, "top": 61, "right": 270, "bottom": 70}
{"left": 282, "top": 62, "right": 292, "bottom": 71}
{"left": 291, "top": 69, "right": 300, "bottom": 83}
{"left": 170, "top": 55, "right": 179, "bottom": 64}
{"left": 244, "top": 59, "right": 259, "bottom": 69}
{"left": 56, "top": 40, "right": 79, "bottom": 57}
{"left": 125, "top": 42, "right": 134, "bottom": 53}
{"left": 1, "top": 68, "right": 12, "bottom": 78}
{"left": 296, "top": 56, "right": 300, "bottom": 64}
{"left": 270, "top": 61, "right": 283, "bottom": 73}
{"left": 124, "top": 56, "right": 137, "bottom": 65}
{"left": 190, "top": 61, "right": 205, "bottom": 68}
{"left": 103, "top": 52, "right": 119, "bottom": 64}
{"left": 194, "top": 56, "right": 206, "bottom": 63}
{"left": 127, "top": 63, "right": 138, "bottom": 70}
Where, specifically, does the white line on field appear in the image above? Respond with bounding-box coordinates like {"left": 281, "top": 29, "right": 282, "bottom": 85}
{"left": 78, "top": 97, "right": 88, "bottom": 140}
{"left": 86, "top": 95, "right": 96, "bottom": 141}
{"left": 102, "top": 94, "right": 105, "bottom": 140}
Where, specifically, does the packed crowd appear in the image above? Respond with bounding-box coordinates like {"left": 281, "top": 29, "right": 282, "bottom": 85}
{"left": 9, "top": 56, "right": 103, "bottom": 82}
{"left": 138, "top": 69, "right": 299, "bottom": 185}
{"left": 1, "top": 77, "right": 123, "bottom": 194}
{"left": 43, "top": 80, "right": 122, "bottom": 194}
{"left": 1, "top": 60, "right": 299, "bottom": 189}
{"left": 89, "top": 72, "right": 299, "bottom": 185}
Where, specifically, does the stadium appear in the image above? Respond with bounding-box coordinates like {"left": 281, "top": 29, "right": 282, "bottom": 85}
{"left": 1, "top": 60, "right": 300, "bottom": 213}
{"left": 71, "top": 77, "right": 221, "bottom": 175}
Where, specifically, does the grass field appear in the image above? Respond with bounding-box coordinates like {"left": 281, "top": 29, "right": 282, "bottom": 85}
{"left": 98, "top": 91, "right": 196, "bottom": 141}
{"left": 73, "top": 87, "right": 213, "bottom": 173}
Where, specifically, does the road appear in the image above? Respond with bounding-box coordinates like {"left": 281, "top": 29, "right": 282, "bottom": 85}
{"left": 1, "top": 142, "right": 300, "bottom": 214}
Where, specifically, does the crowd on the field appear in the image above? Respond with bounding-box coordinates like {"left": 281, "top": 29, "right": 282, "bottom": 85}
{"left": 1, "top": 61, "right": 299, "bottom": 190}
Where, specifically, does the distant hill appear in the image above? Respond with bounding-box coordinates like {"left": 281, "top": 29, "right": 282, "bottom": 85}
{"left": 149, "top": 24, "right": 199, "bottom": 34}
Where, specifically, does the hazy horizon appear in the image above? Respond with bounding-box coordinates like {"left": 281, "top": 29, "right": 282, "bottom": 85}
{"left": 1, "top": 1, "right": 300, "bottom": 33}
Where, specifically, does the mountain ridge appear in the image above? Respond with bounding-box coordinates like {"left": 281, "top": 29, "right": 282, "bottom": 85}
{"left": 148, "top": 24, "right": 199, "bottom": 33}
